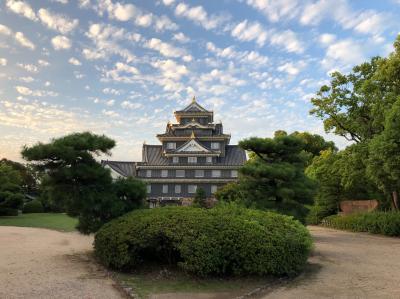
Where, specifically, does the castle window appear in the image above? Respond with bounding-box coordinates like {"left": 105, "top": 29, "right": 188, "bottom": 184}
{"left": 162, "top": 185, "right": 168, "bottom": 194}
{"left": 147, "top": 185, "right": 151, "bottom": 193}
{"left": 212, "top": 170, "right": 221, "bottom": 177}
{"left": 161, "top": 170, "right": 168, "bottom": 177}
{"left": 146, "top": 170, "right": 152, "bottom": 177}
{"left": 188, "top": 156, "right": 197, "bottom": 163}
{"left": 166, "top": 142, "right": 176, "bottom": 149}
{"left": 188, "top": 185, "right": 197, "bottom": 193}
{"left": 176, "top": 170, "right": 185, "bottom": 177}
{"left": 175, "top": 185, "right": 181, "bottom": 194}
{"left": 195, "top": 170, "right": 204, "bottom": 177}
{"left": 231, "top": 170, "right": 238, "bottom": 178}
{"left": 211, "top": 185, "right": 218, "bottom": 194}
{"left": 172, "top": 157, "right": 179, "bottom": 163}
{"left": 206, "top": 157, "right": 212, "bottom": 163}
{"left": 211, "top": 142, "right": 220, "bottom": 150}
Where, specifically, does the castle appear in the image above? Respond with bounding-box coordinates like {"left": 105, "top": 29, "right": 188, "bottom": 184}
{"left": 102, "top": 98, "right": 246, "bottom": 207}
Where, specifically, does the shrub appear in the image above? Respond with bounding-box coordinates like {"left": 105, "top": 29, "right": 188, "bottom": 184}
{"left": 94, "top": 205, "right": 313, "bottom": 277}
{"left": 193, "top": 187, "right": 207, "bottom": 208}
{"left": 23, "top": 199, "right": 44, "bottom": 213}
{"left": 0, "top": 208, "right": 19, "bottom": 216}
{"left": 322, "top": 212, "right": 400, "bottom": 237}
{"left": 306, "top": 205, "right": 335, "bottom": 225}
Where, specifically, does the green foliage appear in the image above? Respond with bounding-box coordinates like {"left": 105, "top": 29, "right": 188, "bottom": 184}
{"left": 0, "top": 159, "right": 37, "bottom": 193}
{"left": 94, "top": 205, "right": 312, "bottom": 277}
{"left": 0, "top": 164, "right": 24, "bottom": 216}
{"left": 193, "top": 187, "right": 207, "bottom": 208}
{"left": 21, "top": 132, "right": 146, "bottom": 233}
{"left": 322, "top": 212, "right": 400, "bottom": 237}
{"left": 215, "top": 182, "right": 244, "bottom": 203}
{"left": 230, "top": 135, "right": 316, "bottom": 222}
{"left": 23, "top": 199, "right": 44, "bottom": 213}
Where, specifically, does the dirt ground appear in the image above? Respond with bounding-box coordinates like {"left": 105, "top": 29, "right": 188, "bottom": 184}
{"left": 260, "top": 226, "right": 400, "bottom": 299}
{"left": 0, "top": 226, "right": 123, "bottom": 299}
{"left": 1, "top": 226, "right": 400, "bottom": 299}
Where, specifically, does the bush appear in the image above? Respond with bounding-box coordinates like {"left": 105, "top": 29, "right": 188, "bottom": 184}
{"left": 23, "top": 199, "right": 44, "bottom": 213}
{"left": 322, "top": 212, "right": 400, "bottom": 237}
{"left": 306, "top": 205, "right": 335, "bottom": 225}
{"left": 0, "top": 207, "right": 19, "bottom": 216}
{"left": 94, "top": 205, "right": 313, "bottom": 277}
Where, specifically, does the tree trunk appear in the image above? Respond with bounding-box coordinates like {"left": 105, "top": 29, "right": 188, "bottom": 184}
{"left": 391, "top": 191, "right": 399, "bottom": 210}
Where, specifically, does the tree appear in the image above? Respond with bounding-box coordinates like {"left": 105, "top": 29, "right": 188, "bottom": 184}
{"left": 0, "top": 159, "right": 37, "bottom": 193}
{"left": 193, "top": 187, "right": 207, "bottom": 208}
{"left": 0, "top": 164, "right": 24, "bottom": 216}
{"left": 235, "top": 135, "right": 316, "bottom": 222}
{"left": 367, "top": 99, "right": 400, "bottom": 209}
{"left": 21, "top": 132, "right": 146, "bottom": 233}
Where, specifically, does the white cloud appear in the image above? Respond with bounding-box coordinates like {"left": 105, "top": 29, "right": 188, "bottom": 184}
{"left": 144, "top": 38, "right": 186, "bottom": 58}
{"left": 15, "top": 32, "right": 35, "bottom": 49}
{"left": 121, "top": 100, "right": 143, "bottom": 109}
{"left": 103, "top": 88, "right": 121, "bottom": 95}
{"left": 0, "top": 58, "right": 7, "bottom": 66}
{"left": 102, "top": 109, "right": 119, "bottom": 117}
{"left": 6, "top": 0, "right": 37, "bottom": 21}
{"left": 322, "top": 38, "right": 365, "bottom": 70}
{"left": 51, "top": 35, "right": 71, "bottom": 50}
{"left": 105, "top": 99, "right": 115, "bottom": 106}
{"left": 136, "top": 13, "right": 153, "bottom": 27}
{"left": 162, "top": 0, "right": 175, "bottom": 5}
{"left": 231, "top": 20, "right": 268, "bottom": 46}
{"left": 19, "top": 76, "right": 35, "bottom": 82}
{"left": 68, "top": 57, "right": 82, "bottom": 66}
{"left": 246, "top": 0, "right": 300, "bottom": 22}
{"left": 15, "top": 85, "right": 58, "bottom": 97}
{"left": 103, "top": 62, "right": 140, "bottom": 83}
{"left": 173, "top": 32, "right": 189, "bottom": 43}
{"left": 152, "top": 59, "right": 188, "bottom": 80}
{"left": 270, "top": 30, "right": 304, "bottom": 53}
{"left": 38, "top": 59, "right": 50, "bottom": 67}
{"left": 154, "top": 15, "right": 178, "bottom": 32}
{"left": 175, "top": 2, "right": 226, "bottom": 30}
{"left": 0, "top": 24, "right": 13, "bottom": 36}
{"left": 319, "top": 33, "right": 336, "bottom": 45}
{"left": 17, "top": 63, "right": 39, "bottom": 73}
{"left": 38, "top": 8, "right": 79, "bottom": 34}
{"left": 277, "top": 62, "right": 305, "bottom": 76}
{"left": 51, "top": 0, "right": 68, "bottom": 3}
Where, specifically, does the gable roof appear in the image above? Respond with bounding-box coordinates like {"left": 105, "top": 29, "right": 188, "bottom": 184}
{"left": 175, "top": 138, "right": 211, "bottom": 153}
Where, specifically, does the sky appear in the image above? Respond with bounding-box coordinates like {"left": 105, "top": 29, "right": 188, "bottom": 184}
{"left": 0, "top": 0, "right": 399, "bottom": 162}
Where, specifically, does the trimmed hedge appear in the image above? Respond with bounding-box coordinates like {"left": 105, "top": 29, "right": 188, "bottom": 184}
{"left": 94, "top": 205, "right": 312, "bottom": 277}
{"left": 23, "top": 199, "right": 44, "bottom": 214}
{"left": 322, "top": 212, "right": 400, "bottom": 237}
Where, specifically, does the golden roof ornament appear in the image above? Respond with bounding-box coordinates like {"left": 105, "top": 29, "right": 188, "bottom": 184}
{"left": 190, "top": 131, "right": 196, "bottom": 139}
{"left": 192, "top": 96, "right": 196, "bottom": 103}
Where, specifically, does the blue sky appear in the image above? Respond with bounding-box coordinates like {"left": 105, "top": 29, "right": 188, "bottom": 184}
{"left": 1, "top": 0, "right": 399, "bottom": 162}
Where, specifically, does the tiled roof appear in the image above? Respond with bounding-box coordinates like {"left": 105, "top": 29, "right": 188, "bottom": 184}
{"left": 142, "top": 144, "right": 246, "bottom": 166}
{"left": 101, "top": 160, "right": 137, "bottom": 177}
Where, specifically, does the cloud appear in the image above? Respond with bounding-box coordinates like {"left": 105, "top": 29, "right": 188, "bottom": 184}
{"left": 103, "top": 62, "right": 140, "bottom": 83}
{"left": 174, "top": 2, "right": 227, "bottom": 30}
{"left": 246, "top": 0, "right": 300, "bottom": 23}
{"left": 84, "top": 23, "right": 138, "bottom": 62}
{"left": 152, "top": 59, "right": 188, "bottom": 80}
{"left": 68, "top": 57, "right": 81, "bottom": 66}
{"left": 38, "top": 8, "right": 79, "bottom": 34}
{"left": 231, "top": 20, "right": 268, "bottom": 46}
{"left": 0, "top": 24, "right": 13, "bottom": 36}
{"left": 321, "top": 38, "right": 365, "bottom": 70}
{"left": 103, "top": 88, "right": 121, "bottom": 95}
{"left": 38, "top": 59, "right": 50, "bottom": 67}
{"left": 15, "top": 85, "right": 58, "bottom": 97}
{"left": 144, "top": 38, "right": 186, "bottom": 58}
{"left": 270, "top": 30, "right": 304, "bottom": 53}
{"left": 173, "top": 32, "right": 189, "bottom": 43}
{"left": 51, "top": 35, "right": 71, "bottom": 50}
{"left": 0, "top": 58, "right": 7, "bottom": 66}
{"left": 319, "top": 33, "right": 336, "bottom": 45}
{"left": 15, "top": 31, "right": 35, "bottom": 49}
{"left": 121, "top": 100, "right": 143, "bottom": 109}
{"left": 154, "top": 15, "right": 178, "bottom": 32}
{"left": 277, "top": 61, "right": 306, "bottom": 76}
{"left": 5, "top": 0, "right": 37, "bottom": 21}
{"left": 17, "top": 63, "right": 39, "bottom": 73}
{"left": 162, "top": 0, "right": 175, "bottom": 5}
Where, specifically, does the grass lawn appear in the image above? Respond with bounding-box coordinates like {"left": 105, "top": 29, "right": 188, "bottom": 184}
{"left": 115, "top": 265, "right": 272, "bottom": 299}
{"left": 0, "top": 213, "right": 78, "bottom": 232}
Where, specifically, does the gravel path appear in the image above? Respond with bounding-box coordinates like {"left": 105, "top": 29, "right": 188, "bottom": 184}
{"left": 0, "top": 226, "right": 123, "bottom": 299}
{"left": 261, "top": 226, "right": 400, "bottom": 299}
